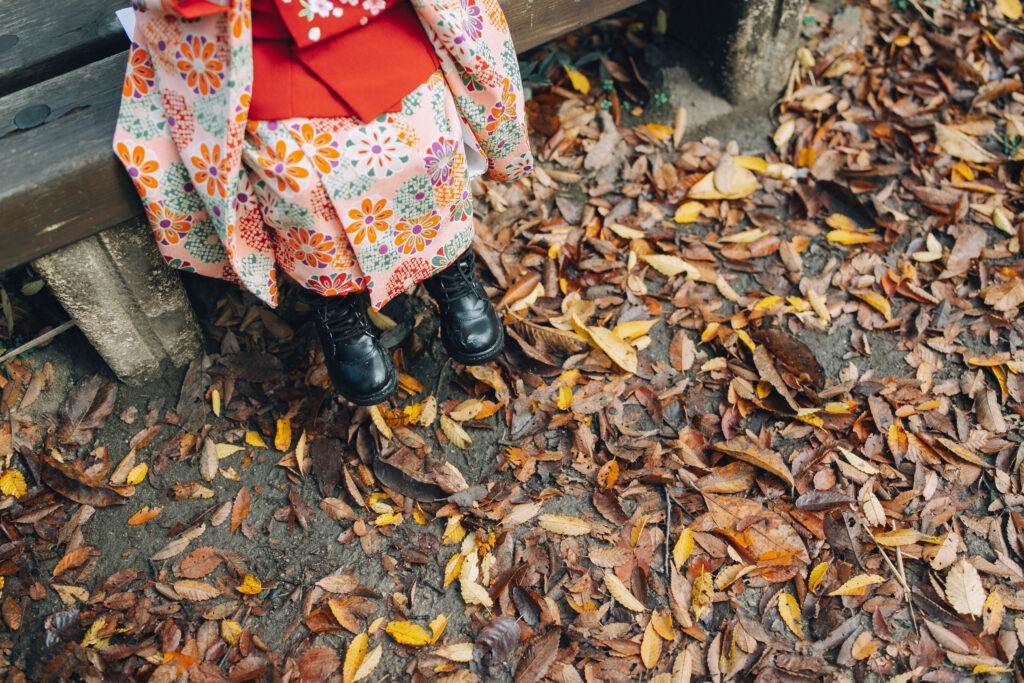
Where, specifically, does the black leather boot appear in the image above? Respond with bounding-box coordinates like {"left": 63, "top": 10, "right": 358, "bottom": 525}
{"left": 423, "top": 249, "right": 504, "bottom": 365}
{"left": 304, "top": 290, "right": 397, "bottom": 406}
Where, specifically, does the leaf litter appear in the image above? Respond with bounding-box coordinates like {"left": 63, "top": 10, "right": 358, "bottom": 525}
{"left": 2, "top": 1, "right": 1024, "bottom": 680}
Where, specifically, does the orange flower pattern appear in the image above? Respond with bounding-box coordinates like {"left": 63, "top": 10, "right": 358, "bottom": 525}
{"left": 116, "top": 142, "right": 160, "bottom": 196}
{"left": 190, "top": 144, "right": 232, "bottom": 198}
{"left": 256, "top": 139, "right": 310, "bottom": 194}
{"left": 175, "top": 35, "right": 224, "bottom": 96}
{"left": 346, "top": 197, "right": 393, "bottom": 246}
{"left": 114, "top": 0, "right": 532, "bottom": 309}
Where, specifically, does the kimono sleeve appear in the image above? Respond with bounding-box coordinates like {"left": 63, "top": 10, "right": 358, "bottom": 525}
{"left": 412, "top": 0, "right": 533, "bottom": 183}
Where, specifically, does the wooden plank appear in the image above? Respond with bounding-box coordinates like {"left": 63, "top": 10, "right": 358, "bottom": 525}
{"left": 0, "top": 55, "right": 141, "bottom": 272}
{"left": 0, "top": 0, "right": 644, "bottom": 270}
{"left": 0, "top": 0, "right": 128, "bottom": 97}
{"left": 501, "top": 0, "right": 642, "bottom": 52}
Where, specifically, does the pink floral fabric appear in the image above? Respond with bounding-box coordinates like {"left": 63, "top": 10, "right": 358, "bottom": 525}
{"left": 114, "top": 0, "right": 533, "bottom": 310}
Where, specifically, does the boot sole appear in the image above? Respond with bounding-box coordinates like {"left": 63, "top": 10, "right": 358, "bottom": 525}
{"left": 446, "top": 325, "right": 505, "bottom": 366}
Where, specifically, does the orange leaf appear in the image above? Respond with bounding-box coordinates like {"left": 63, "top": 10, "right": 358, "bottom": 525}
{"left": 127, "top": 505, "right": 163, "bottom": 526}
{"left": 231, "top": 486, "right": 250, "bottom": 534}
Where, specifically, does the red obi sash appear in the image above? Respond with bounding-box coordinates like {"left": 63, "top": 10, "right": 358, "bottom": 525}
{"left": 250, "top": 0, "right": 439, "bottom": 121}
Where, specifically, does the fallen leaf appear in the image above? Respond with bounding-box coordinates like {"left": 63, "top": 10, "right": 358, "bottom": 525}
{"left": 946, "top": 559, "right": 985, "bottom": 617}
{"left": 604, "top": 572, "right": 646, "bottom": 612}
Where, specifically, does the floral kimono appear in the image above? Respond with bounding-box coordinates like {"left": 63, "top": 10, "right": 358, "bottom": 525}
{"left": 114, "top": 0, "right": 533, "bottom": 310}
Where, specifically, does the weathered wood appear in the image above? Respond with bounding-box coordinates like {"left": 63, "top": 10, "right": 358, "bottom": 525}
{"left": 501, "top": 0, "right": 643, "bottom": 52}
{"left": 0, "top": 0, "right": 644, "bottom": 271}
{"left": 0, "top": 55, "right": 140, "bottom": 272}
{"left": 0, "top": 0, "right": 127, "bottom": 97}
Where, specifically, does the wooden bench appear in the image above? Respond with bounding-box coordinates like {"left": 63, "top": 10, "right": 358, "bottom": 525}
{"left": 0, "top": 0, "right": 803, "bottom": 382}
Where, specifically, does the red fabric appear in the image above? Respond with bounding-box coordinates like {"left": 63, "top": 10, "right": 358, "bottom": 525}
{"left": 250, "top": 0, "right": 439, "bottom": 122}
{"left": 172, "top": 0, "right": 229, "bottom": 18}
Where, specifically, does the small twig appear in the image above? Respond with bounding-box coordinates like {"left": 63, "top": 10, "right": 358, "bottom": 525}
{"left": 0, "top": 320, "right": 75, "bottom": 364}
{"left": 433, "top": 357, "right": 451, "bottom": 397}
{"left": 663, "top": 485, "right": 672, "bottom": 576}
{"left": 908, "top": 0, "right": 942, "bottom": 29}
{"left": 854, "top": 516, "right": 920, "bottom": 635}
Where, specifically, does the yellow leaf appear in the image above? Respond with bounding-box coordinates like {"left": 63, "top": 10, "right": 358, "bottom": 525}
{"left": 215, "top": 443, "right": 244, "bottom": 459}
{"left": 973, "top": 664, "right": 1012, "bottom": 674}
{"left": 734, "top": 156, "right": 768, "bottom": 173}
{"left": 712, "top": 156, "right": 759, "bottom": 197}
{"left": 353, "top": 644, "right": 382, "bottom": 682}
{"left": 640, "top": 254, "right": 701, "bottom": 279}
{"left": 608, "top": 222, "right": 646, "bottom": 239}
{"left": 674, "top": 201, "right": 703, "bottom": 223}
{"left": 630, "top": 514, "right": 649, "bottom": 546}
{"left": 126, "top": 463, "right": 148, "bottom": 486}
{"left": 245, "top": 431, "right": 268, "bottom": 448}
{"left": 386, "top": 620, "right": 433, "bottom": 646}
{"left": 442, "top": 514, "right": 466, "bottom": 545}
{"left": 368, "top": 308, "right": 397, "bottom": 331}
{"left": 236, "top": 574, "right": 262, "bottom": 595}
{"left": 613, "top": 319, "right": 659, "bottom": 340}
{"left": 993, "top": 206, "right": 1015, "bottom": 235}
{"left": 295, "top": 431, "right": 307, "bottom": 475}
{"left": 640, "top": 619, "right": 662, "bottom": 669}
{"left": 773, "top": 119, "right": 796, "bottom": 148}
{"left": 720, "top": 228, "right": 770, "bottom": 243}
{"left": 873, "top": 529, "right": 939, "bottom": 547}
{"left": 80, "top": 617, "right": 107, "bottom": 648}
{"left": 369, "top": 405, "right": 393, "bottom": 440}
{"left": 808, "top": 562, "right": 829, "bottom": 593}
{"left": 982, "top": 591, "right": 1004, "bottom": 635}
{"left": 828, "top": 573, "right": 885, "bottom": 596}
{"left": 539, "top": 514, "right": 591, "bottom": 536}
{"left": 443, "top": 553, "right": 464, "bottom": 589}
{"left": 343, "top": 632, "right": 368, "bottom": 683}
{"left": 440, "top": 414, "right": 471, "bottom": 449}
{"left": 460, "top": 577, "right": 493, "bottom": 607}
{"left": 412, "top": 502, "right": 428, "bottom": 525}
{"left": 221, "top": 619, "right": 241, "bottom": 646}
{"left": 211, "top": 389, "right": 221, "bottom": 417}
{"left": 827, "top": 229, "right": 879, "bottom": 245}
{"left": 0, "top": 469, "right": 27, "bottom": 498}
{"left": 998, "top": 0, "right": 1023, "bottom": 19}
{"left": 852, "top": 290, "right": 892, "bottom": 320}
{"left": 691, "top": 571, "right": 714, "bottom": 621}
{"left": 429, "top": 614, "right": 448, "bottom": 643}
{"left": 673, "top": 528, "right": 694, "bottom": 568}
{"left": 556, "top": 384, "right": 573, "bottom": 411}
{"left": 604, "top": 572, "right": 646, "bottom": 612}
{"left": 374, "top": 512, "right": 403, "bottom": 526}
{"left": 946, "top": 558, "right": 985, "bottom": 617}
{"left": 777, "top": 592, "right": 804, "bottom": 639}
{"left": 586, "top": 326, "right": 638, "bottom": 374}
{"left": 419, "top": 395, "right": 437, "bottom": 427}
{"left": 753, "top": 295, "right": 784, "bottom": 311}
{"left": 564, "top": 65, "right": 590, "bottom": 94}
{"left": 274, "top": 419, "right": 291, "bottom": 452}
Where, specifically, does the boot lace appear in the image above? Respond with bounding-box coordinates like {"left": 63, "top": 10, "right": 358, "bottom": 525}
{"left": 316, "top": 295, "right": 369, "bottom": 344}
{"left": 430, "top": 251, "right": 480, "bottom": 304}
